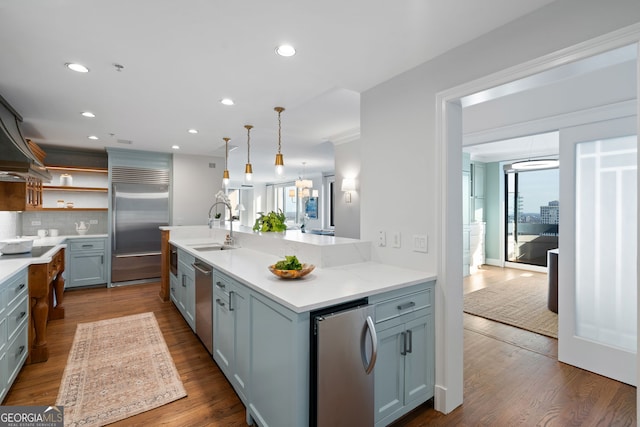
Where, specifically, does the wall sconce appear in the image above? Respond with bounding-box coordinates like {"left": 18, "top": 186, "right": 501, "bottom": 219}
{"left": 341, "top": 178, "right": 356, "bottom": 203}
{"left": 288, "top": 188, "right": 296, "bottom": 201}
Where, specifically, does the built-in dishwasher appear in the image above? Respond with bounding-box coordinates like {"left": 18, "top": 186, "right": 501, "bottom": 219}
{"left": 193, "top": 260, "right": 214, "bottom": 354}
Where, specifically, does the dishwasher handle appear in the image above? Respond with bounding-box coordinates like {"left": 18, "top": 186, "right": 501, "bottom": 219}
{"left": 364, "top": 315, "right": 378, "bottom": 375}
{"left": 192, "top": 262, "right": 212, "bottom": 275}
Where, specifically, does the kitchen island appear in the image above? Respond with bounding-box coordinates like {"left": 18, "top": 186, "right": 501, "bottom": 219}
{"left": 0, "top": 234, "right": 108, "bottom": 365}
{"left": 162, "top": 225, "right": 437, "bottom": 427}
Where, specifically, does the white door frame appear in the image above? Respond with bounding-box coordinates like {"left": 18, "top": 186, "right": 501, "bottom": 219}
{"left": 435, "top": 23, "right": 640, "bottom": 414}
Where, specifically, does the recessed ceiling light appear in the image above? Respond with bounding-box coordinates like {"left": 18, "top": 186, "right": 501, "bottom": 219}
{"left": 172, "top": 145, "right": 180, "bottom": 150}
{"left": 275, "top": 45, "right": 296, "bottom": 57}
{"left": 81, "top": 111, "right": 95, "bottom": 118}
{"left": 65, "top": 62, "right": 89, "bottom": 73}
{"left": 88, "top": 135, "right": 98, "bottom": 140}
{"left": 188, "top": 129, "right": 198, "bottom": 134}
{"left": 220, "top": 98, "right": 235, "bottom": 106}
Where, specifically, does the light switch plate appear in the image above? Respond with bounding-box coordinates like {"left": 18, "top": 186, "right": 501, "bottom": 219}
{"left": 378, "top": 231, "right": 386, "bottom": 247}
{"left": 412, "top": 234, "right": 428, "bottom": 253}
{"left": 392, "top": 232, "right": 401, "bottom": 248}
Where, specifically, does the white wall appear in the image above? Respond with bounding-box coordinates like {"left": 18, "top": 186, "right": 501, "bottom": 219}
{"left": 172, "top": 153, "right": 224, "bottom": 226}
{"left": 334, "top": 139, "right": 361, "bottom": 239}
{"left": 360, "top": 0, "right": 640, "bottom": 413}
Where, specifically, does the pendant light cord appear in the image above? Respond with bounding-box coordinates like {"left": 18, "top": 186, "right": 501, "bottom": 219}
{"left": 246, "top": 126, "right": 251, "bottom": 163}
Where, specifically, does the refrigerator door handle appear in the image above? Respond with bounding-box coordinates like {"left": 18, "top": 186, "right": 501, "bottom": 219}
{"left": 115, "top": 252, "right": 162, "bottom": 258}
{"left": 364, "top": 315, "right": 378, "bottom": 375}
{"left": 111, "top": 184, "right": 117, "bottom": 252}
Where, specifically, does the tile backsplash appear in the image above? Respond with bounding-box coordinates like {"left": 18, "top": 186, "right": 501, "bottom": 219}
{"left": 0, "top": 212, "right": 19, "bottom": 239}
{"left": 20, "top": 211, "right": 108, "bottom": 236}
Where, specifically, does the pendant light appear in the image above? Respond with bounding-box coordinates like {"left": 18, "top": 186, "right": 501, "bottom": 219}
{"left": 274, "top": 106, "right": 285, "bottom": 175}
{"left": 295, "top": 162, "right": 312, "bottom": 196}
{"left": 244, "top": 125, "right": 253, "bottom": 181}
{"left": 510, "top": 159, "right": 559, "bottom": 171}
{"left": 222, "top": 137, "right": 230, "bottom": 186}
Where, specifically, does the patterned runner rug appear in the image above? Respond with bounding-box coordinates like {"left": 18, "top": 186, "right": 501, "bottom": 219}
{"left": 464, "top": 280, "right": 558, "bottom": 338}
{"left": 56, "top": 312, "right": 187, "bottom": 426}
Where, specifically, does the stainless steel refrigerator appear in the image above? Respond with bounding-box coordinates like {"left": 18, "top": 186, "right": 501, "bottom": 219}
{"left": 310, "top": 299, "right": 378, "bottom": 427}
{"left": 111, "top": 167, "right": 169, "bottom": 284}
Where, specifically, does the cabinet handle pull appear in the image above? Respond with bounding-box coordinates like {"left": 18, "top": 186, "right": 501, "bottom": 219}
{"left": 82, "top": 244, "right": 94, "bottom": 248}
{"left": 17, "top": 345, "right": 25, "bottom": 357}
{"left": 101, "top": 255, "right": 104, "bottom": 264}
{"left": 18, "top": 283, "right": 25, "bottom": 290}
{"left": 397, "top": 301, "right": 416, "bottom": 311}
{"left": 229, "top": 291, "right": 234, "bottom": 311}
{"left": 406, "top": 330, "right": 412, "bottom": 354}
{"left": 216, "top": 298, "right": 225, "bottom": 307}
{"left": 182, "top": 275, "right": 187, "bottom": 288}
{"left": 400, "top": 331, "right": 407, "bottom": 356}
{"left": 216, "top": 281, "right": 226, "bottom": 289}
{"left": 18, "top": 311, "right": 26, "bottom": 320}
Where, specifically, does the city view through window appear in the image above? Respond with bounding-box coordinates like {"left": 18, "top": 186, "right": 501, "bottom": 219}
{"left": 505, "top": 168, "right": 559, "bottom": 267}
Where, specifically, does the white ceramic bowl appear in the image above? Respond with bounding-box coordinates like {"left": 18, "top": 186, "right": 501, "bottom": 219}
{"left": 0, "top": 238, "right": 34, "bottom": 254}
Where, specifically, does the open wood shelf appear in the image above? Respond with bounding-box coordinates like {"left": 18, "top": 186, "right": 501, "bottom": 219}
{"left": 40, "top": 208, "right": 107, "bottom": 211}
{"left": 47, "top": 166, "right": 108, "bottom": 174}
{"left": 43, "top": 186, "right": 108, "bottom": 192}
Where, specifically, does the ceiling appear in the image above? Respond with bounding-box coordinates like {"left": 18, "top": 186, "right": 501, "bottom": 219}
{"left": 0, "top": 0, "right": 556, "bottom": 185}
{"left": 462, "top": 44, "right": 638, "bottom": 163}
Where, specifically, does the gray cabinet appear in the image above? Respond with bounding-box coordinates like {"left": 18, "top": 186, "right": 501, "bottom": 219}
{"left": 0, "top": 268, "right": 29, "bottom": 402}
{"left": 212, "top": 270, "right": 249, "bottom": 404}
{"left": 175, "top": 249, "right": 195, "bottom": 331}
{"left": 373, "top": 283, "right": 435, "bottom": 427}
{"left": 66, "top": 238, "right": 107, "bottom": 287}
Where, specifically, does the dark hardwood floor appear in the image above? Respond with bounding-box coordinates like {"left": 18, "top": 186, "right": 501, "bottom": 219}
{"left": 3, "top": 270, "right": 636, "bottom": 426}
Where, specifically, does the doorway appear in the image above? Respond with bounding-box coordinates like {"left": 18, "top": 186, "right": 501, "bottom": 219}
{"left": 504, "top": 166, "right": 559, "bottom": 267}
{"left": 439, "top": 36, "right": 639, "bottom": 410}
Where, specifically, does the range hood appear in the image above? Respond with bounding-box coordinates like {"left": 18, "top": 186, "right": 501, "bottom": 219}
{"left": 0, "top": 94, "right": 51, "bottom": 182}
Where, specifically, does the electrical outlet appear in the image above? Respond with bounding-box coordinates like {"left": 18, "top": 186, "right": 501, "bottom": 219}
{"left": 412, "top": 234, "right": 428, "bottom": 253}
{"left": 392, "top": 232, "right": 401, "bottom": 248}
{"left": 89, "top": 220, "right": 98, "bottom": 224}
{"left": 378, "top": 231, "right": 386, "bottom": 247}
{"left": 31, "top": 220, "right": 41, "bottom": 226}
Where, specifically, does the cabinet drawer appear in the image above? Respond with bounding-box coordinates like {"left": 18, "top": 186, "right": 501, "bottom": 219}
{"left": 69, "top": 239, "right": 105, "bottom": 251}
{"left": 7, "top": 296, "right": 28, "bottom": 342}
{"left": 375, "top": 289, "right": 432, "bottom": 324}
{"left": 4, "top": 270, "right": 28, "bottom": 310}
{"left": 6, "top": 324, "right": 28, "bottom": 387}
{"left": 213, "top": 272, "right": 234, "bottom": 294}
{"left": 178, "top": 249, "right": 195, "bottom": 267}
{"left": 0, "top": 317, "right": 6, "bottom": 352}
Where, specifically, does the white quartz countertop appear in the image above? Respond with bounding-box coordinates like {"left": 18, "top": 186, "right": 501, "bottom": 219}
{"left": 0, "top": 234, "right": 107, "bottom": 283}
{"left": 171, "top": 237, "right": 436, "bottom": 313}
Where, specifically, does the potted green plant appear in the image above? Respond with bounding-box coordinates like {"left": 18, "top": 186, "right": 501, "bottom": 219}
{"left": 213, "top": 211, "right": 222, "bottom": 226}
{"left": 253, "top": 210, "right": 287, "bottom": 232}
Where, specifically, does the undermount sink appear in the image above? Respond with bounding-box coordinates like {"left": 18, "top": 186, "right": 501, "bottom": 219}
{"left": 189, "top": 244, "right": 235, "bottom": 252}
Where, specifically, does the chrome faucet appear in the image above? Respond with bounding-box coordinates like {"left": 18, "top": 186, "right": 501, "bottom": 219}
{"left": 208, "top": 200, "right": 233, "bottom": 241}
